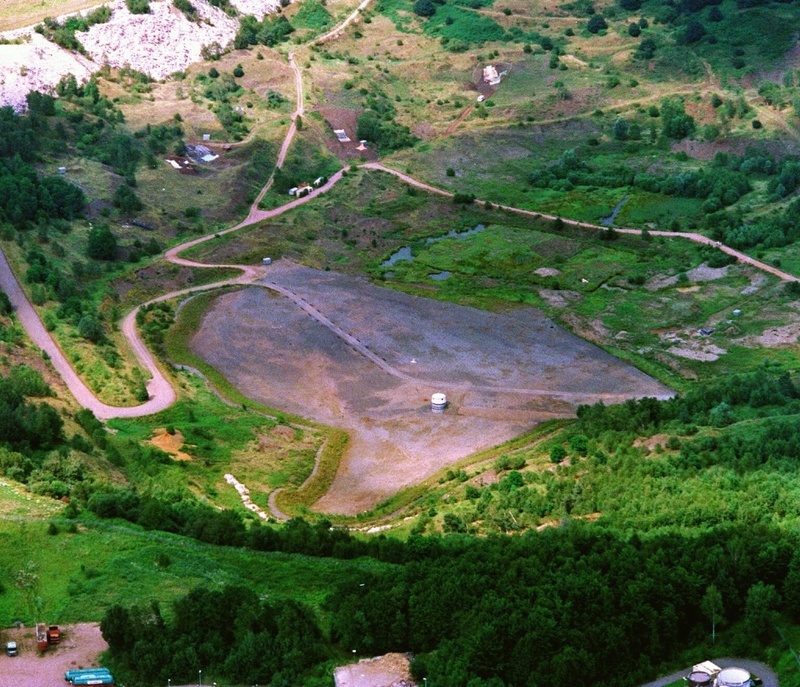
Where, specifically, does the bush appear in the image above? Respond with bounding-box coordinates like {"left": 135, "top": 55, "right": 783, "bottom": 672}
{"left": 86, "top": 225, "right": 118, "bottom": 261}
{"left": 637, "top": 37, "right": 657, "bottom": 60}
{"left": 173, "top": 0, "right": 197, "bottom": 19}
{"left": 113, "top": 184, "right": 144, "bottom": 213}
{"left": 126, "top": 0, "right": 150, "bottom": 13}
{"left": 413, "top": 0, "right": 436, "bottom": 16}
{"left": 587, "top": 15, "right": 607, "bottom": 33}
{"left": 233, "top": 64, "right": 244, "bottom": 77}
{"left": 78, "top": 315, "right": 104, "bottom": 343}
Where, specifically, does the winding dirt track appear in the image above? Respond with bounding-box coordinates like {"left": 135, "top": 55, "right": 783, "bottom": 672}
{"left": 0, "top": 19, "right": 798, "bottom": 421}
{"left": 2, "top": 156, "right": 798, "bottom": 420}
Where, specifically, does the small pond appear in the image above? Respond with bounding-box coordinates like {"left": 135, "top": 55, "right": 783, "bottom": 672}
{"left": 381, "top": 224, "right": 486, "bottom": 267}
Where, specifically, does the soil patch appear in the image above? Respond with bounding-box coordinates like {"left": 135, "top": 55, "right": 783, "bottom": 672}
{"left": 150, "top": 427, "right": 193, "bottom": 461}
{"left": 334, "top": 653, "right": 415, "bottom": 687}
{"left": 190, "top": 260, "right": 672, "bottom": 514}
{"left": 1, "top": 624, "right": 108, "bottom": 687}
{"left": 736, "top": 322, "right": 800, "bottom": 347}
{"left": 316, "top": 105, "right": 379, "bottom": 161}
{"left": 539, "top": 289, "right": 582, "bottom": 309}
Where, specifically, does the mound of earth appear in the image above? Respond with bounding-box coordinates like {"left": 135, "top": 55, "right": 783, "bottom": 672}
{"left": 77, "top": 0, "right": 239, "bottom": 81}
{"left": 0, "top": 33, "right": 92, "bottom": 111}
{"left": 334, "top": 653, "right": 415, "bottom": 687}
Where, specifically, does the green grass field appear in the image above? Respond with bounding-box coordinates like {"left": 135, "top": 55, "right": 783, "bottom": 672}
{"left": 0, "top": 507, "right": 392, "bottom": 625}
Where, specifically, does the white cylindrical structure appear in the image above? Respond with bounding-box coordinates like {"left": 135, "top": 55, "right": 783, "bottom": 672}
{"left": 431, "top": 393, "right": 447, "bottom": 412}
{"left": 716, "top": 667, "right": 751, "bottom": 687}
{"left": 688, "top": 671, "right": 713, "bottom": 687}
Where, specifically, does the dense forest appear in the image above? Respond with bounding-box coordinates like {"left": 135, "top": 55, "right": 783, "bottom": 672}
{"left": 101, "top": 520, "right": 800, "bottom": 687}
{"left": 86, "top": 367, "right": 800, "bottom": 686}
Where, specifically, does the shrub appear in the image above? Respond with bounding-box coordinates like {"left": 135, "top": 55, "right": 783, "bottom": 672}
{"left": 233, "top": 63, "right": 244, "bottom": 77}
{"left": 446, "top": 167, "right": 455, "bottom": 177}
{"left": 413, "top": 0, "right": 436, "bottom": 16}
{"left": 587, "top": 15, "right": 607, "bottom": 33}
{"left": 637, "top": 37, "right": 657, "bottom": 59}
{"left": 86, "top": 225, "right": 118, "bottom": 261}
{"left": 173, "top": 0, "right": 197, "bottom": 19}
{"left": 550, "top": 445, "right": 567, "bottom": 463}
{"left": 113, "top": 184, "right": 144, "bottom": 213}
{"left": 126, "top": 0, "right": 150, "bottom": 13}
{"left": 628, "top": 22, "right": 641, "bottom": 37}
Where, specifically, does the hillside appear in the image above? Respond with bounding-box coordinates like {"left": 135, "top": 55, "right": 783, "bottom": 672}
{"left": 3, "top": 0, "right": 800, "bottom": 685}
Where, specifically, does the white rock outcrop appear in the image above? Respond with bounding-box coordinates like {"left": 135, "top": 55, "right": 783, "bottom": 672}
{"left": 229, "top": 0, "right": 282, "bottom": 19}
{"left": 77, "top": 0, "right": 238, "bottom": 80}
{"left": 0, "top": 32, "right": 92, "bottom": 111}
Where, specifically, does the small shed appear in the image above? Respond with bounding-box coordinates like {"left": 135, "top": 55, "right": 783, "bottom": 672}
{"left": 202, "top": 133, "right": 211, "bottom": 141}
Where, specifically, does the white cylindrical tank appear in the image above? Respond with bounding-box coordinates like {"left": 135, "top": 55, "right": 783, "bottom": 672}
{"left": 716, "top": 667, "right": 751, "bottom": 687}
{"left": 431, "top": 393, "right": 447, "bottom": 412}
{"left": 688, "top": 671, "right": 713, "bottom": 687}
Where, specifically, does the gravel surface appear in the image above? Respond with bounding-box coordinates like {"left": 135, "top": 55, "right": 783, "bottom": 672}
{"left": 0, "top": 623, "right": 108, "bottom": 687}
{"left": 191, "top": 260, "right": 673, "bottom": 514}
{"left": 77, "top": 0, "right": 238, "bottom": 80}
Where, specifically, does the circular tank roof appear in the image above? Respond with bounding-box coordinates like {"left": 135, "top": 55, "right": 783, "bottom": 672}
{"left": 431, "top": 393, "right": 447, "bottom": 404}
{"left": 688, "top": 672, "right": 713, "bottom": 684}
{"left": 717, "top": 667, "right": 751, "bottom": 687}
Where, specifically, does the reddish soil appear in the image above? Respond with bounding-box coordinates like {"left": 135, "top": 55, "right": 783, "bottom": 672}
{"left": 0, "top": 624, "right": 108, "bottom": 687}
{"left": 190, "top": 260, "right": 672, "bottom": 515}
{"left": 316, "top": 105, "right": 379, "bottom": 161}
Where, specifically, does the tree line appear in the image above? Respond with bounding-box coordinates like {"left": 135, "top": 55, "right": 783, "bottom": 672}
{"left": 100, "top": 520, "right": 800, "bottom": 687}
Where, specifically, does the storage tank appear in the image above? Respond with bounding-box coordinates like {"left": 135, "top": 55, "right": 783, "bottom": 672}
{"left": 431, "top": 393, "right": 447, "bottom": 412}
{"left": 716, "top": 667, "right": 751, "bottom": 687}
{"left": 687, "top": 671, "right": 713, "bottom": 687}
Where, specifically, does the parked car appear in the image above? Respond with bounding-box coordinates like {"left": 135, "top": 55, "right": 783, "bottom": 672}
{"left": 6, "top": 641, "right": 18, "bottom": 656}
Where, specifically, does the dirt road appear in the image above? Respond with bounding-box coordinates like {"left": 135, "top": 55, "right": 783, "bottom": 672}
{"left": 363, "top": 162, "right": 800, "bottom": 283}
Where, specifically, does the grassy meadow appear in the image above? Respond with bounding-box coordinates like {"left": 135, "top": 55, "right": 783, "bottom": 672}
{"left": 0, "top": 493, "right": 391, "bottom": 626}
